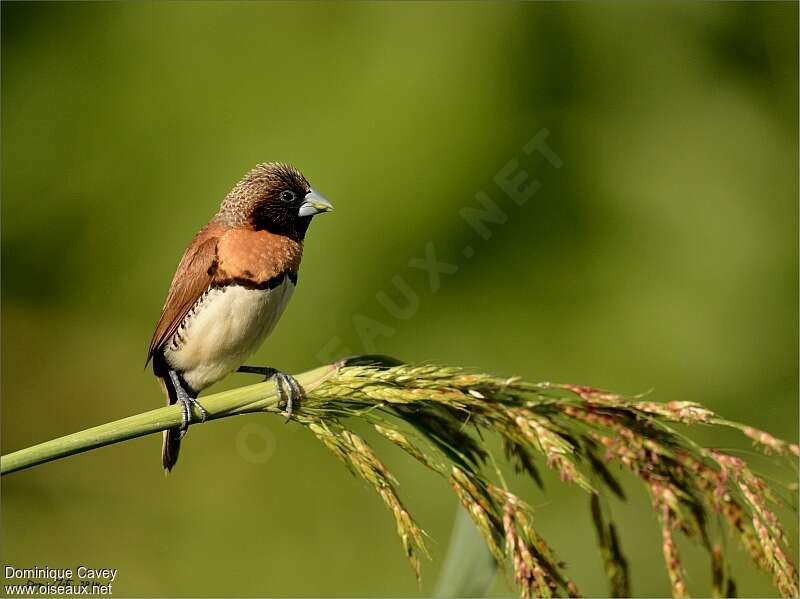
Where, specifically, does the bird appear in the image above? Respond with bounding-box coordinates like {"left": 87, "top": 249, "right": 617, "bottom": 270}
{"left": 146, "top": 162, "right": 333, "bottom": 472}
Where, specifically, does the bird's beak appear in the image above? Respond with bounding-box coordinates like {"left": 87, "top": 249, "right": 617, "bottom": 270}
{"left": 298, "top": 188, "right": 334, "bottom": 217}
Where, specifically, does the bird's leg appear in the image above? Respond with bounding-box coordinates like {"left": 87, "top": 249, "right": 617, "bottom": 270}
{"left": 168, "top": 370, "right": 207, "bottom": 440}
{"left": 237, "top": 365, "right": 305, "bottom": 420}
{"left": 237, "top": 365, "right": 277, "bottom": 378}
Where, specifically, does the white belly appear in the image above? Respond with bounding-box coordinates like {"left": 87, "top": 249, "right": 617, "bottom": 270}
{"left": 164, "top": 280, "right": 295, "bottom": 391}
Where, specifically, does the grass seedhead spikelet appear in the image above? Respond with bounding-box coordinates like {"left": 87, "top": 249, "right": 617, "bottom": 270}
{"left": 293, "top": 361, "right": 798, "bottom": 597}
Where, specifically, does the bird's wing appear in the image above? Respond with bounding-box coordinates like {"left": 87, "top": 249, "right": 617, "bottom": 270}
{"left": 146, "top": 225, "right": 223, "bottom": 364}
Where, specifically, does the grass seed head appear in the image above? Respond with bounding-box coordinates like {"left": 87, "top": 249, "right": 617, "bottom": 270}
{"left": 298, "top": 362, "right": 797, "bottom": 598}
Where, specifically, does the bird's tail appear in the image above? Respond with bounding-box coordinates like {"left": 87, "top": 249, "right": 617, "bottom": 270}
{"left": 158, "top": 375, "right": 183, "bottom": 472}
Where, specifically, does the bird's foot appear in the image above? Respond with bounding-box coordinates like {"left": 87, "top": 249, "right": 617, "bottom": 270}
{"left": 169, "top": 371, "right": 207, "bottom": 441}
{"left": 176, "top": 396, "right": 208, "bottom": 440}
{"left": 237, "top": 365, "right": 305, "bottom": 421}
{"left": 273, "top": 371, "right": 305, "bottom": 421}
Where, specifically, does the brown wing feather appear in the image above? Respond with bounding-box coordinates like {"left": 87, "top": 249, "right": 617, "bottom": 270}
{"left": 146, "top": 224, "right": 225, "bottom": 364}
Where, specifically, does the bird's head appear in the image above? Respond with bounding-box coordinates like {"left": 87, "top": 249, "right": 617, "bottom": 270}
{"left": 218, "top": 162, "right": 333, "bottom": 240}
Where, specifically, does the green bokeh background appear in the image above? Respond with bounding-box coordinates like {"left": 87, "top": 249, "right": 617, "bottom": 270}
{"left": 2, "top": 2, "right": 797, "bottom": 597}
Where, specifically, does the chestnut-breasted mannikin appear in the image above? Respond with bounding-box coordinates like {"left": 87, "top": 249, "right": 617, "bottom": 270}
{"left": 147, "top": 163, "right": 333, "bottom": 471}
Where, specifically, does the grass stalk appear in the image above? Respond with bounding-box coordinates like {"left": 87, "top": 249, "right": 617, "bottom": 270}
{"left": 1, "top": 364, "right": 337, "bottom": 475}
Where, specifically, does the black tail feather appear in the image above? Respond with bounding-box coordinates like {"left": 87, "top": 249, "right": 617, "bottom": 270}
{"left": 154, "top": 350, "right": 193, "bottom": 472}
{"left": 162, "top": 428, "right": 182, "bottom": 472}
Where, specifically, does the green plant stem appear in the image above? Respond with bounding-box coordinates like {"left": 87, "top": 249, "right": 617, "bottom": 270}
{"left": 0, "top": 363, "right": 337, "bottom": 475}
{"left": 434, "top": 506, "right": 497, "bottom": 597}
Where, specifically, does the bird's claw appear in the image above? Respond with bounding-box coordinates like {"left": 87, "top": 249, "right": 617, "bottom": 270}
{"left": 176, "top": 396, "right": 207, "bottom": 440}
{"left": 273, "top": 371, "right": 305, "bottom": 422}
{"left": 237, "top": 365, "right": 304, "bottom": 422}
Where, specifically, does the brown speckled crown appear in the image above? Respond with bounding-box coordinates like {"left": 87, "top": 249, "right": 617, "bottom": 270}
{"left": 215, "top": 163, "right": 311, "bottom": 234}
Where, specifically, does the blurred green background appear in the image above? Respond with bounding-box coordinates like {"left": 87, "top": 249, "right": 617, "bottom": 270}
{"left": 2, "top": 2, "right": 797, "bottom": 597}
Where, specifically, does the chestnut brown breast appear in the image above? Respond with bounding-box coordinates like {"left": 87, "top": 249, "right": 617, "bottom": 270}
{"left": 215, "top": 229, "right": 303, "bottom": 286}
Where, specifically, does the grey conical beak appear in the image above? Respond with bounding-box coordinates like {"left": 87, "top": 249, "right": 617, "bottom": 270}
{"left": 298, "top": 188, "right": 334, "bottom": 217}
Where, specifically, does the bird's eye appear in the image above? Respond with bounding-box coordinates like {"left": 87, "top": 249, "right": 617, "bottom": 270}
{"left": 280, "top": 189, "right": 297, "bottom": 203}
